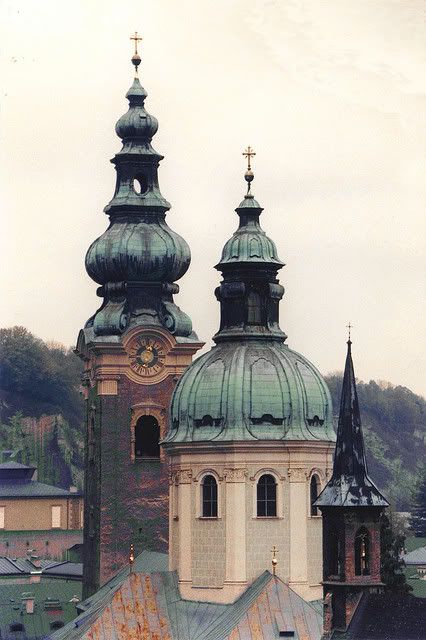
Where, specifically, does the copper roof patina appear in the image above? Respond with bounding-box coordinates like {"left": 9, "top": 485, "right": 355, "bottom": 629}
{"left": 164, "top": 167, "right": 335, "bottom": 445}
{"left": 50, "top": 551, "right": 322, "bottom": 640}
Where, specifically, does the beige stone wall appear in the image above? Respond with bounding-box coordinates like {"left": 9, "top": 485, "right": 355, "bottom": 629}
{"left": 191, "top": 487, "right": 226, "bottom": 586}
{"left": 307, "top": 515, "right": 323, "bottom": 587}
{"left": 167, "top": 441, "right": 333, "bottom": 604}
{"left": 245, "top": 465, "right": 290, "bottom": 583}
{"left": 0, "top": 497, "right": 82, "bottom": 531}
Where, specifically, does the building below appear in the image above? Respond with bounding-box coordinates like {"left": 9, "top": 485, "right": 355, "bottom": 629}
{"left": 0, "top": 556, "right": 82, "bottom": 639}
{"left": 0, "top": 461, "right": 83, "bottom": 531}
{"left": 0, "top": 461, "right": 83, "bottom": 562}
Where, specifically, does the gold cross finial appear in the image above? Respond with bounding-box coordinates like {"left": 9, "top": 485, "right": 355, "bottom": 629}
{"left": 130, "top": 31, "right": 143, "bottom": 55}
{"left": 271, "top": 545, "right": 278, "bottom": 576}
{"left": 130, "top": 31, "right": 143, "bottom": 75}
{"left": 346, "top": 322, "right": 353, "bottom": 342}
{"left": 243, "top": 146, "right": 256, "bottom": 171}
{"left": 129, "top": 543, "right": 135, "bottom": 572}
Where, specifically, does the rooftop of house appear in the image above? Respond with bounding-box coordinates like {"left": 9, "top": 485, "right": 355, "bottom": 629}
{"left": 0, "top": 577, "right": 82, "bottom": 639}
{"left": 403, "top": 545, "right": 426, "bottom": 566}
{"left": 0, "top": 462, "right": 82, "bottom": 498}
{"left": 0, "top": 556, "right": 82, "bottom": 578}
{"left": 51, "top": 550, "right": 323, "bottom": 640}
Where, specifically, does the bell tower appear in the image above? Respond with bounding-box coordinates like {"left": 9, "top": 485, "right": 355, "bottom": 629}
{"left": 315, "top": 338, "right": 388, "bottom": 635}
{"left": 76, "top": 35, "right": 203, "bottom": 598}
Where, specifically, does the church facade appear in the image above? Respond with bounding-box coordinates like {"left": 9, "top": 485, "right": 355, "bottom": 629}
{"left": 50, "top": 39, "right": 402, "bottom": 640}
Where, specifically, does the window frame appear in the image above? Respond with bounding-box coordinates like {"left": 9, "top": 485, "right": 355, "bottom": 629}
{"left": 51, "top": 505, "right": 61, "bottom": 529}
{"left": 201, "top": 474, "right": 218, "bottom": 519}
{"left": 196, "top": 471, "right": 221, "bottom": 519}
{"left": 309, "top": 473, "right": 321, "bottom": 517}
{"left": 256, "top": 473, "right": 278, "bottom": 518}
{"left": 134, "top": 414, "right": 161, "bottom": 460}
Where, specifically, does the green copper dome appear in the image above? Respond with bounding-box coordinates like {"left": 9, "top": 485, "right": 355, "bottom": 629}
{"left": 165, "top": 164, "right": 335, "bottom": 445}
{"left": 82, "top": 56, "right": 197, "bottom": 340}
{"left": 218, "top": 195, "right": 283, "bottom": 267}
{"left": 167, "top": 340, "right": 334, "bottom": 442}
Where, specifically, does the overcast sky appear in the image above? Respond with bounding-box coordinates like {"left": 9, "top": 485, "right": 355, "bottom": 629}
{"left": 1, "top": 0, "right": 425, "bottom": 396}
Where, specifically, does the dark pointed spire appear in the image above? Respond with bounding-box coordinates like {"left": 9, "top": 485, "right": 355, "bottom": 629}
{"left": 315, "top": 339, "right": 388, "bottom": 507}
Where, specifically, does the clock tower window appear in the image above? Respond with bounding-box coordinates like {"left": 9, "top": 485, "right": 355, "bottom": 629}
{"left": 135, "top": 415, "right": 160, "bottom": 459}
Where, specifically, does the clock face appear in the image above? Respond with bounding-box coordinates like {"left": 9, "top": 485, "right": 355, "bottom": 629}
{"left": 127, "top": 335, "right": 166, "bottom": 377}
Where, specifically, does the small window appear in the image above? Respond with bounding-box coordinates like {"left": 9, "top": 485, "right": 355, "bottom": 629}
{"left": 247, "top": 290, "right": 262, "bottom": 325}
{"left": 355, "top": 527, "right": 370, "bottom": 576}
{"left": 135, "top": 415, "right": 160, "bottom": 458}
{"left": 51, "top": 506, "right": 61, "bottom": 529}
{"left": 10, "top": 623, "right": 25, "bottom": 632}
{"left": 202, "top": 475, "right": 218, "bottom": 518}
{"left": 310, "top": 475, "right": 320, "bottom": 516}
{"left": 50, "top": 621, "right": 65, "bottom": 630}
{"left": 0, "top": 506, "right": 5, "bottom": 529}
{"left": 257, "top": 474, "right": 277, "bottom": 517}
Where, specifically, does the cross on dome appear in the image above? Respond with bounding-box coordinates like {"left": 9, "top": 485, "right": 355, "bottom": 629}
{"left": 130, "top": 31, "right": 142, "bottom": 75}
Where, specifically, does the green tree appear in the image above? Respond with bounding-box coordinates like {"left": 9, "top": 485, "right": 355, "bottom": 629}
{"left": 380, "top": 511, "right": 412, "bottom": 594}
{"left": 410, "top": 465, "right": 426, "bottom": 537}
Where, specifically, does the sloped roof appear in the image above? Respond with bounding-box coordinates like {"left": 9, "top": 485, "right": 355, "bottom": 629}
{"left": 335, "top": 593, "right": 426, "bottom": 640}
{"left": 403, "top": 546, "right": 426, "bottom": 565}
{"left": 0, "top": 479, "right": 80, "bottom": 498}
{"left": 0, "top": 556, "right": 82, "bottom": 578}
{"left": 51, "top": 552, "right": 322, "bottom": 640}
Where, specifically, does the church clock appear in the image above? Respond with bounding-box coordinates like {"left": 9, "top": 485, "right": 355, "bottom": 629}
{"left": 127, "top": 334, "right": 166, "bottom": 377}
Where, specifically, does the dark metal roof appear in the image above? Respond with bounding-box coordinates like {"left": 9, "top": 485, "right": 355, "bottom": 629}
{"left": 315, "top": 341, "right": 388, "bottom": 508}
{"left": 0, "top": 556, "right": 82, "bottom": 578}
{"left": 0, "top": 461, "right": 36, "bottom": 481}
{"left": 0, "top": 479, "right": 81, "bottom": 498}
{"left": 50, "top": 551, "right": 322, "bottom": 639}
{"left": 335, "top": 593, "right": 426, "bottom": 639}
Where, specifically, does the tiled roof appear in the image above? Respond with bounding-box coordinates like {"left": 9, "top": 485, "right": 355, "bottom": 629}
{"left": 403, "top": 546, "right": 426, "bottom": 565}
{"left": 0, "top": 480, "right": 81, "bottom": 498}
{"left": 51, "top": 551, "right": 322, "bottom": 640}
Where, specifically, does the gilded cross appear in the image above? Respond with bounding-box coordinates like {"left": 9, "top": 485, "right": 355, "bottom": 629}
{"left": 243, "top": 146, "right": 256, "bottom": 171}
{"left": 271, "top": 545, "right": 279, "bottom": 576}
{"left": 130, "top": 31, "right": 143, "bottom": 55}
{"left": 346, "top": 322, "right": 353, "bottom": 341}
{"left": 129, "top": 543, "right": 135, "bottom": 573}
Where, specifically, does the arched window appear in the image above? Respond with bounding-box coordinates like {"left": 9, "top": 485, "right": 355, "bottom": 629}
{"left": 355, "top": 527, "right": 370, "bottom": 576}
{"left": 247, "top": 291, "right": 262, "bottom": 325}
{"left": 310, "top": 475, "right": 320, "bottom": 516}
{"left": 135, "top": 416, "right": 160, "bottom": 458}
{"left": 257, "top": 474, "right": 277, "bottom": 517}
{"left": 328, "top": 529, "right": 342, "bottom": 577}
{"left": 202, "top": 475, "right": 218, "bottom": 518}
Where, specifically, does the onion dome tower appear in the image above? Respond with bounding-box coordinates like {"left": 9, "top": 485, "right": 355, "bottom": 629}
{"left": 76, "top": 34, "right": 203, "bottom": 599}
{"left": 163, "top": 151, "right": 335, "bottom": 604}
{"left": 315, "top": 337, "right": 388, "bottom": 635}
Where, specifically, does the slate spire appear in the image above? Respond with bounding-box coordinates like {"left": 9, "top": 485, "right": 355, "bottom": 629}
{"left": 315, "top": 340, "right": 388, "bottom": 507}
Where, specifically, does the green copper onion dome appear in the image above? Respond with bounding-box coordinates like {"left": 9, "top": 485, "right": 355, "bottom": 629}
{"left": 83, "top": 47, "right": 196, "bottom": 339}
{"left": 165, "top": 156, "right": 334, "bottom": 443}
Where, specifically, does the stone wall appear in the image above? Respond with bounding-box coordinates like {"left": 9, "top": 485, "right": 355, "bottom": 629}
{"left": 0, "top": 530, "right": 83, "bottom": 560}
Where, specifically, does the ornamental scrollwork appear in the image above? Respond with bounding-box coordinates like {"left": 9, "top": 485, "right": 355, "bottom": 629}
{"left": 287, "top": 467, "right": 308, "bottom": 482}
{"left": 224, "top": 468, "right": 247, "bottom": 482}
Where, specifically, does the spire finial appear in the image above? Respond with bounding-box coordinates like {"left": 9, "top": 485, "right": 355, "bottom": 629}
{"left": 346, "top": 321, "right": 353, "bottom": 343}
{"left": 242, "top": 146, "right": 256, "bottom": 195}
{"left": 271, "top": 545, "right": 278, "bottom": 576}
{"left": 129, "top": 543, "right": 135, "bottom": 572}
{"left": 130, "top": 31, "right": 143, "bottom": 76}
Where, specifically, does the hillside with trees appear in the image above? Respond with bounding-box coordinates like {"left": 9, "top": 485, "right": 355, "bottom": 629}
{"left": 0, "top": 327, "right": 424, "bottom": 507}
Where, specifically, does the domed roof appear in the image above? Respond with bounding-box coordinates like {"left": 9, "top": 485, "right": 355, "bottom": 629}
{"left": 217, "top": 195, "right": 283, "bottom": 268}
{"left": 85, "top": 218, "right": 191, "bottom": 284}
{"left": 166, "top": 340, "right": 335, "bottom": 443}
